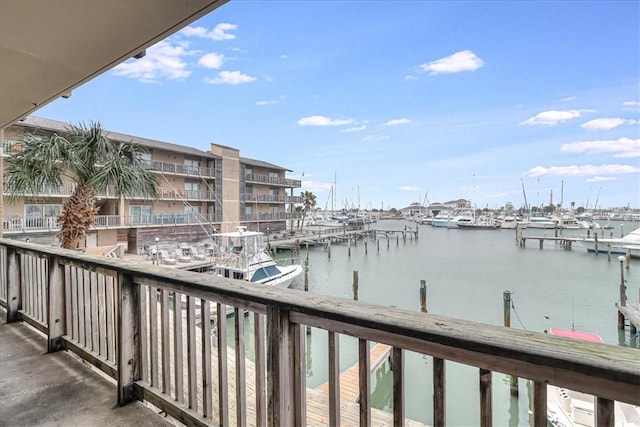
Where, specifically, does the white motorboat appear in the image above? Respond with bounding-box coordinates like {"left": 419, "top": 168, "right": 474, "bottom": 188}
{"left": 546, "top": 328, "right": 640, "bottom": 427}
{"left": 576, "top": 227, "right": 640, "bottom": 259}
{"left": 528, "top": 214, "right": 557, "bottom": 229}
{"left": 207, "top": 227, "right": 303, "bottom": 287}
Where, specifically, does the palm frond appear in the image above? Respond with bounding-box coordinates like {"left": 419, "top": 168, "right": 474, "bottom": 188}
{"left": 4, "top": 132, "right": 71, "bottom": 198}
{"left": 90, "top": 140, "right": 158, "bottom": 198}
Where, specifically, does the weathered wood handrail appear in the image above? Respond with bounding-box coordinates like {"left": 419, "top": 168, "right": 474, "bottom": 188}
{"left": 1, "top": 238, "right": 639, "bottom": 427}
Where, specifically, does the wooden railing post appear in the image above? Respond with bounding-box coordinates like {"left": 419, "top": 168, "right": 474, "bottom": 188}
{"left": 117, "top": 272, "right": 140, "bottom": 405}
{"left": 6, "top": 246, "right": 21, "bottom": 323}
{"left": 267, "top": 306, "right": 294, "bottom": 427}
{"left": 433, "top": 357, "right": 445, "bottom": 427}
{"left": 47, "top": 255, "right": 65, "bottom": 352}
{"left": 358, "top": 339, "right": 371, "bottom": 427}
{"left": 479, "top": 369, "right": 492, "bottom": 427}
{"left": 292, "top": 322, "right": 306, "bottom": 427}
{"left": 392, "top": 347, "right": 404, "bottom": 427}
{"left": 596, "top": 397, "right": 614, "bottom": 426}
{"left": 532, "top": 381, "right": 547, "bottom": 427}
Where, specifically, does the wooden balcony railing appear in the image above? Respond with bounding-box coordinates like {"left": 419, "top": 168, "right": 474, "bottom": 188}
{"left": 142, "top": 160, "right": 215, "bottom": 178}
{"left": 0, "top": 239, "right": 638, "bottom": 427}
{"left": 244, "top": 174, "right": 301, "bottom": 188}
{"left": 241, "top": 193, "right": 302, "bottom": 204}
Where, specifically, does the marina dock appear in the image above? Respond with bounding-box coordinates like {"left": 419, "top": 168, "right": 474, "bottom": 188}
{"left": 616, "top": 303, "right": 640, "bottom": 335}
{"left": 316, "top": 343, "right": 391, "bottom": 402}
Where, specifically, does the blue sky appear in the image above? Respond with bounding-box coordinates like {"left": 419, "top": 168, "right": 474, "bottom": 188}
{"left": 37, "top": 1, "right": 639, "bottom": 210}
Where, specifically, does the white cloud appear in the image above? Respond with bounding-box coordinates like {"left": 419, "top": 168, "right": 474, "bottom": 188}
{"left": 580, "top": 118, "right": 638, "bottom": 131}
{"left": 561, "top": 96, "right": 577, "bottom": 102}
{"left": 561, "top": 137, "right": 640, "bottom": 158}
{"left": 342, "top": 125, "right": 367, "bottom": 132}
{"left": 586, "top": 176, "right": 618, "bottom": 182}
{"left": 520, "top": 109, "right": 593, "bottom": 126}
{"left": 256, "top": 96, "right": 285, "bottom": 106}
{"left": 525, "top": 164, "right": 640, "bottom": 177}
{"left": 113, "top": 40, "right": 193, "bottom": 82}
{"left": 361, "top": 134, "right": 390, "bottom": 142}
{"left": 381, "top": 118, "right": 411, "bottom": 127}
{"left": 399, "top": 186, "right": 422, "bottom": 192}
{"left": 182, "top": 23, "right": 237, "bottom": 41}
{"left": 198, "top": 52, "right": 225, "bottom": 69}
{"left": 298, "top": 116, "right": 355, "bottom": 126}
{"left": 419, "top": 50, "right": 484, "bottom": 75}
{"left": 623, "top": 101, "right": 640, "bottom": 107}
{"left": 203, "top": 71, "right": 256, "bottom": 85}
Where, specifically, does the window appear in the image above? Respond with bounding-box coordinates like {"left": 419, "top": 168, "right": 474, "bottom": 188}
{"left": 245, "top": 167, "right": 253, "bottom": 177}
{"left": 184, "top": 181, "right": 201, "bottom": 198}
{"left": 184, "top": 158, "right": 201, "bottom": 174}
{"left": 25, "top": 204, "right": 61, "bottom": 217}
{"left": 130, "top": 205, "right": 152, "bottom": 224}
{"left": 269, "top": 171, "right": 279, "bottom": 178}
{"left": 246, "top": 186, "right": 253, "bottom": 194}
{"left": 269, "top": 188, "right": 279, "bottom": 196}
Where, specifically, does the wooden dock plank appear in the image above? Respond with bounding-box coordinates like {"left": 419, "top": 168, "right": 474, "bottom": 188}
{"left": 316, "top": 343, "right": 391, "bottom": 402}
{"left": 616, "top": 302, "right": 640, "bottom": 330}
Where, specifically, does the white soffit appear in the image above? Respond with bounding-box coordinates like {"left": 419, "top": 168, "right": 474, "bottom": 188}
{"left": 0, "top": 0, "right": 228, "bottom": 129}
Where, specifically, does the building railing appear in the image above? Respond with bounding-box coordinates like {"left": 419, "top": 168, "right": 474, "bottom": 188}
{"left": 143, "top": 160, "right": 214, "bottom": 178}
{"left": 240, "top": 212, "right": 302, "bottom": 222}
{"left": 154, "top": 188, "right": 215, "bottom": 201}
{"left": 0, "top": 239, "right": 638, "bottom": 427}
{"left": 244, "top": 174, "right": 301, "bottom": 188}
{"left": 2, "top": 181, "right": 119, "bottom": 198}
{"left": 2, "top": 139, "right": 24, "bottom": 155}
{"left": 2, "top": 214, "right": 220, "bottom": 233}
{"left": 241, "top": 193, "right": 302, "bottom": 204}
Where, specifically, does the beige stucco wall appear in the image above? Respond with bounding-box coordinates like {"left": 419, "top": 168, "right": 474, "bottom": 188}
{"left": 210, "top": 143, "right": 239, "bottom": 232}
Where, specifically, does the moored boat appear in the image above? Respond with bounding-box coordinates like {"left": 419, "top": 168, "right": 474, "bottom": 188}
{"left": 546, "top": 328, "right": 640, "bottom": 427}
{"left": 456, "top": 216, "right": 501, "bottom": 230}
{"left": 576, "top": 227, "right": 640, "bottom": 259}
{"left": 206, "top": 227, "right": 303, "bottom": 287}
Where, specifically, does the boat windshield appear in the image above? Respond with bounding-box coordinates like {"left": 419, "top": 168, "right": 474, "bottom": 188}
{"left": 251, "top": 265, "right": 282, "bottom": 282}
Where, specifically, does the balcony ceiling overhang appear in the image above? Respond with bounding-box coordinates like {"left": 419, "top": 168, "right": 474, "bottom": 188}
{"left": 0, "top": 0, "right": 228, "bottom": 130}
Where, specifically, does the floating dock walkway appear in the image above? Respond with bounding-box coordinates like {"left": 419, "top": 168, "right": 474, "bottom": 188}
{"left": 316, "top": 343, "right": 391, "bottom": 403}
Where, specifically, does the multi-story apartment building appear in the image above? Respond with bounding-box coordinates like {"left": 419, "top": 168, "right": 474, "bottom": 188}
{"left": 1, "top": 117, "right": 301, "bottom": 253}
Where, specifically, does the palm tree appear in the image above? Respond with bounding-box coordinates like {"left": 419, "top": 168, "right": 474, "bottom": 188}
{"left": 300, "top": 190, "right": 317, "bottom": 229}
{"left": 5, "top": 121, "right": 158, "bottom": 249}
{"left": 294, "top": 205, "right": 304, "bottom": 230}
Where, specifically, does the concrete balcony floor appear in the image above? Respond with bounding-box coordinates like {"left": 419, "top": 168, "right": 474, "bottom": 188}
{"left": 0, "top": 311, "right": 172, "bottom": 427}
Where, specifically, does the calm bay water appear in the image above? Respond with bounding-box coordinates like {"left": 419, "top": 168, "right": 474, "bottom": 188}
{"left": 242, "top": 219, "right": 639, "bottom": 426}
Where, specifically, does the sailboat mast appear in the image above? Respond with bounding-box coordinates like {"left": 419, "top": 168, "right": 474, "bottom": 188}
{"left": 521, "top": 179, "right": 529, "bottom": 214}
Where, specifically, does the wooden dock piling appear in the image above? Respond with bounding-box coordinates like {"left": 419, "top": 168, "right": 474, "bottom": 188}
{"left": 420, "top": 280, "right": 427, "bottom": 313}
{"left": 503, "top": 291, "right": 518, "bottom": 396}
{"left": 353, "top": 271, "right": 359, "bottom": 301}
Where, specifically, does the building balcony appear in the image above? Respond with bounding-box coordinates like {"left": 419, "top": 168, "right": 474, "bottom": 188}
{"left": 152, "top": 187, "right": 215, "bottom": 201}
{"left": 241, "top": 193, "right": 302, "bottom": 204}
{"left": 240, "top": 212, "right": 302, "bottom": 222}
{"left": 244, "top": 174, "right": 301, "bottom": 188}
{"left": 143, "top": 159, "right": 215, "bottom": 178}
{"left": 2, "top": 139, "right": 23, "bottom": 155}
{"left": 2, "top": 181, "right": 119, "bottom": 198}
{"left": 0, "top": 238, "right": 637, "bottom": 427}
{"left": 2, "top": 213, "right": 220, "bottom": 233}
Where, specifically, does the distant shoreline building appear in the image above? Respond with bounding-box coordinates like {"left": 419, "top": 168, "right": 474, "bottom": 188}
{"left": 1, "top": 117, "right": 301, "bottom": 254}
